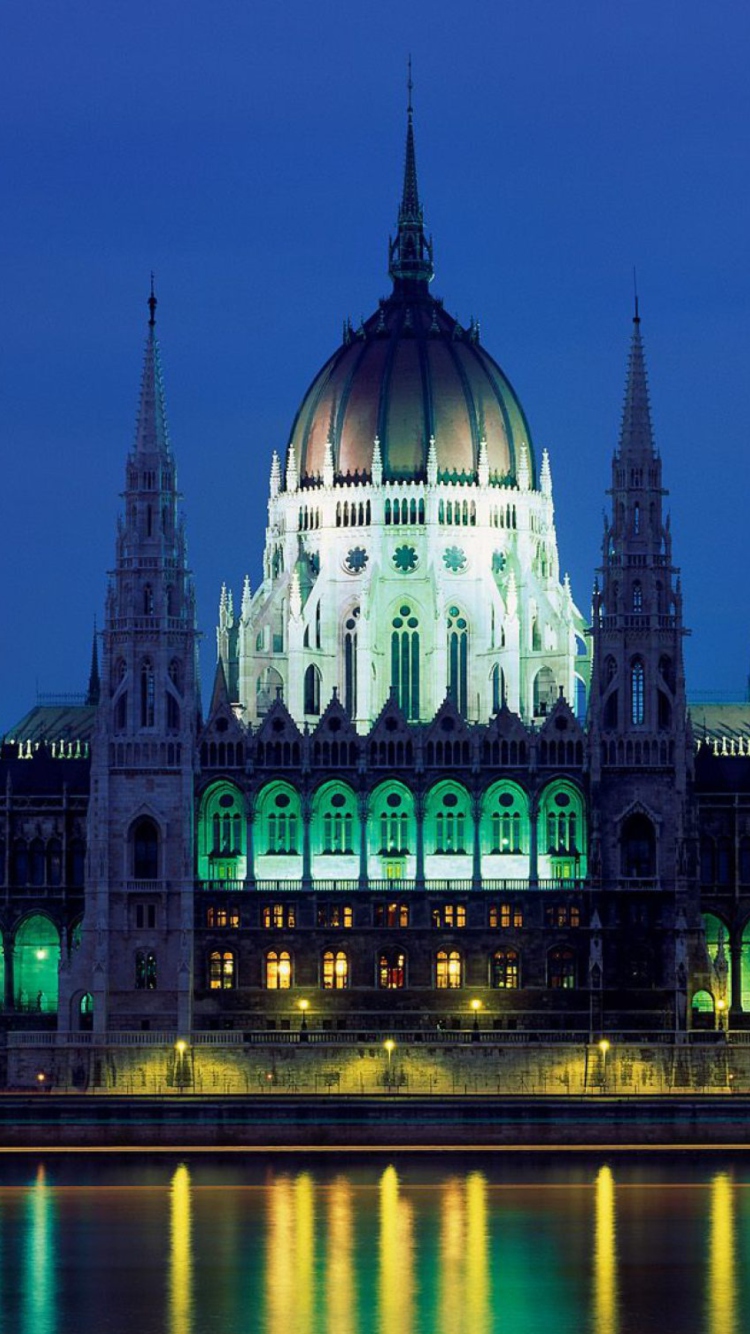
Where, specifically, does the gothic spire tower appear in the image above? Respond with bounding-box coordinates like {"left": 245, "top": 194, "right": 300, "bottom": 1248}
{"left": 61, "top": 285, "right": 199, "bottom": 1036}
{"left": 588, "top": 303, "right": 696, "bottom": 1023}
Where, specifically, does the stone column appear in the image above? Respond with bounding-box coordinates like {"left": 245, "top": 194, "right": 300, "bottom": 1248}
{"left": 730, "top": 929, "right": 743, "bottom": 1018}
{"left": 415, "top": 791, "right": 425, "bottom": 890}
{"left": 358, "top": 791, "right": 369, "bottom": 889}
{"left": 472, "top": 792, "right": 482, "bottom": 889}
{"left": 301, "top": 792, "right": 312, "bottom": 890}
{"left": 4, "top": 935, "right": 14, "bottom": 1013}
{"left": 529, "top": 794, "right": 539, "bottom": 887}
{"left": 246, "top": 795, "right": 256, "bottom": 887}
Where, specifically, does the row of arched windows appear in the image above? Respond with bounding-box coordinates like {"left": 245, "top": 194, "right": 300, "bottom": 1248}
{"left": 0, "top": 838, "right": 85, "bottom": 888}
{"left": 195, "top": 778, "right": 588, "bottom": 879}
{"left": 112, "top": 657, "right": 182, "bottom": 733}
{"left": 385, "top": 497, "right": 425, "bottom": 525}
{"left": 202, "top": 947, "right": 578, "bottom": 991}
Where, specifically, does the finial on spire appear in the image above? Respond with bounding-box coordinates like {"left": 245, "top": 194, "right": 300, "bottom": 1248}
{"left": 388, "top": 63, "right": 434, "bottom": 291}
{"left": 633, "top": 267, "right": 640, "bottom": 325}
{"left": 148, "top": 272, "right": 157, "bottom": 328}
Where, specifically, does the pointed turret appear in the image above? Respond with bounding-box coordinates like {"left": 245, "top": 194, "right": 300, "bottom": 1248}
{"left": 209, "top": 655, "right": 231, "bottom": 717}
{"left": 477, "top": 436, "right": 490, "bottom": 487}
{"left": 618, "top": 298, "right": 656, "bottom": 461}
{"left": 86, "top": 623, "right": 100, "bottom": 706}
{"left": 134, "top": 278, "right": 171, "bottom": 459}
{"left": 372, "top": 436, "right": 383, "bottom": 486}
{"left": 240, "top": 574, "right": 252, "bottom": 622}
{"left": 540, "top": 448, "right": 552, "bottom": 498}
{"left": 426, "top": 434, "right": 438, "bottom": 486}
{"left": 388, "top": 62, "right": 434, "bottom": 293}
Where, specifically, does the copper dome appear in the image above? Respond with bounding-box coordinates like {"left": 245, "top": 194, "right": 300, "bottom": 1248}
{"left": 287, "top": 292, "right": 535, "bottom": 486}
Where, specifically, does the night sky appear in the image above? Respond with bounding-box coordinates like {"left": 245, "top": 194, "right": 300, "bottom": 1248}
{"left": 3, "top": 1, "right": 750, "bottom": 731}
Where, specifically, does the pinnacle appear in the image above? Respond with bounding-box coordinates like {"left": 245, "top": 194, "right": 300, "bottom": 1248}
{"left": 134, "top": 293, "right": 171, "bottom": 458}
{"left": 618, "top": 313, "right": 655, "bottom": 459}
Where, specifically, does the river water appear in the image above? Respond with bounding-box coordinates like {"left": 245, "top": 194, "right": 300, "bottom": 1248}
{"left": 0, "top": 1152, "right": 745, "bottom": 1333}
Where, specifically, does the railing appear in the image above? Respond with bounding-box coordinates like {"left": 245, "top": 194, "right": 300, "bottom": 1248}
{"left": 9, "top": 1028, "right": 735, "bottom": 1049}
{"left": 125, "top": 880, "right": 165, "bottom": 893}
{"left": 198, "top": 878, "right": 589, "bottom": 894}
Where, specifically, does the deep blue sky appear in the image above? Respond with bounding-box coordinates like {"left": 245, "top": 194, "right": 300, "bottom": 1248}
{"left": 3, "top": 0, "right": 750, "bottom": 730}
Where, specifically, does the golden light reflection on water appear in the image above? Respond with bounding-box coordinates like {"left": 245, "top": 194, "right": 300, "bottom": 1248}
{"left": 266, "top": 1173, "right": 316, "bottom": 1333}
{"left": 169, "top": 1163, "right": 192, "bottom": 1334}
{"left": 593, "top": 1165, "right": 618, "bottom": 1334}
{"left": 708, "top": 1172, "right": 736, "bottom": 1334}
{"left": 379, "top": 1166, "right": 414, "bottom": 1334}
{"left": 465, "top": 1172, "right": 490, "bottom": 1334}
{"left": 24, "top": 1164, "right": 54, "bottom": 1334}
{"left": 439, "top": 1172, "right": 490, "bottom": 1334}
{"left": 326, "top": 1177, "right": 356, "bottom": 1334}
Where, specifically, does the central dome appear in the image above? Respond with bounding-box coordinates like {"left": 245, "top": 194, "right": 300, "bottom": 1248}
{"left": 286, "top": 102, "right": 535, "bottom": 488}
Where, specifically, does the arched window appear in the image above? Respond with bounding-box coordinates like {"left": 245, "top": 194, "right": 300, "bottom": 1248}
{"left": 322, "top": 950, "right": 349, "bottom": 989}
{"left": 426, "top": 784, "right": 471, "bottom": 855}
{"left": 391, "top": 605, "right": 420, "bottom": 720}
{"left": 265, "top": 950, "right": 292, "bottom": 990}
{"left": 632, "top": 581, "right": 643, "bottom": 612}
{"left": 260, "top": 786, "right": 300, "bottom": 855}
{"left": 548, "top": 946, "right": 576, "bottom": 989}
{"left": 47, "top": 839, "right": 62, "bottom": 887}
{"left": 491, "top": 663, "right": 504, "bottom": 714}
{"left": 633, "top": 502, "right": 640, "bottom": 535}
{"left": 135, "top": 951, "right": 157, "bottom": 990}
{"left": 114, "top": 659, "right": 127, "bottom": 733}
{"left": 481, "top": 783, "right": 529, "bottom": 860}
{"left": 436, "top": 950, "right": 463, "bottom": 989}
{"left": 533, "top": 667, "right": 556, "bottom": 716}
{"left": 621, "top": 812, "right": 656, "bottom": 878}
{"left": 209, "top": 950, "right": 235, "bottom": 990}
{"left": 304, "top": 664, "right": 321, "bottom": 716}
{"left": 143, "top": 583, "right": 154, "bottom": 615}
{"left": 313, "top": 784, "right": 357, "bottom": 856}
{"left": 166, "top": 659, "right": 181, "bottom": 732}
{"left": 538, "top": 783, "right": 587, "bottom": 879}
{"left": 29, "top": 840, "right": 45, "bottom": 887}
{"left": 344, "top": 607, "right": 360, "bottom": 718}
{"left": 447, "top": 607, "right": 468, "bottom": 715}
{"left": 11, "top": 840, "right": 28, "bottom": 886}
{"left": 378, "top": 951, "right": 406, "bottom": 989}
{"left": 14, "top": 915, "right": 60, "bottom": 1012}
{"left": 631, "top": 659, "right": 645, "bottom": 726}
{"left": 132, "top": 818, "right": 159, "bottom": 880}
{"left": 491, "top": 949, "right": 520, "bottom": 989}
{"left": 256, "top": 666, "right": 283, "bottom": 717}
{"left": 140, "top": 658, "right": 155, "bottom": 728}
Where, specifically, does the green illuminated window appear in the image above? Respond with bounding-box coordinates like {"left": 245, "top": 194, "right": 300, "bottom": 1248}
{"left": 209, "top": 950, "right": 235, "bottom": 990}
{"left": 135, "top": 950, "right": 157, "bottom": 990}
{"left": 492, "top": 949, "right": 520, "bottom": 989}
{"left": 547, "top": 946, "right": 576, "bottom": 989}
{"left": 197, "top": 783, "right": 247, "bottom": 882}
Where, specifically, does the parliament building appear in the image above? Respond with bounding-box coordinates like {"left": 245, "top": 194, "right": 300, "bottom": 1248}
{"left": 1, "top": 103, "right": 747, "bottom": 1063}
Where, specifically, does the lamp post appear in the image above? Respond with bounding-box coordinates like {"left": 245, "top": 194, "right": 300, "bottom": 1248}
{"left": 299, "top": 998, "right": 309, "bottom": 1042}
{"left": 175, "top": 1039, "right": 188, "bottom": 1093}
{"left": 598, "top": 1038, "right": 610, "bottom": 1090}
{"left": 384, "top": 1039, "right": 395, "bottom": 1090}
{"left": 717, "top": 998, "right": 727, "bottom": 1035}
{"left": 471, "top": 999, "right": 482, "bottom": 1042}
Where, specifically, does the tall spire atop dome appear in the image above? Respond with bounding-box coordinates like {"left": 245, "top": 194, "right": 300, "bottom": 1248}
{"left": 388, "top": 60, "right": 434, "bottom": 293}
{"left": 134, "top": 277, "right": 171, "bottom": 458}
{"left": 618, "top": 299, "right": 656, "bottom": 459}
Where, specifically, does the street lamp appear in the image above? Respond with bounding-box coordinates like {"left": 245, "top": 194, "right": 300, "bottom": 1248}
{"left": 299, "top": 998, "right": 309, "bottom": 1041}
{"left": 384, "top": 1039, "right": 395, "bottom": 1090}
{"left": 471, "top": 999, "right": 482, "bottom": 1042}
{"left": 174, "top": 1039, "right": 188, "bottom": 1093}
{"left": 598, "top": 1038, "right": 610, "bottom": 1088}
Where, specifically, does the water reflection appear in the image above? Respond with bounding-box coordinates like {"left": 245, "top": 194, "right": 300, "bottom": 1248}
{"left": 593, "top": 1164, "right": 618, "bottom": 1334}
{"left": 326, "top": 1177, "right": 356, "bottom": 1334}
{"left": 169, "top": 1163, "right": 192, "bottom": 1334}
{"left": 24, "top": 1163, "right": 55, "bottom": 1334}
{"left": 439, "top": 1172, "right": 490, "bottom": 1334}
{"left": 379, "top": 1165, "right": 414, "bottom": 1334}
{"left": 708, "top": 1171, "right": 736, "bottom": 1334}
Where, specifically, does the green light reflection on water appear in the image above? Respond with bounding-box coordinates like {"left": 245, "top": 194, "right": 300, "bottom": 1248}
{"left": 24, "top": 1164, "right": 55, "bottom": 1334}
